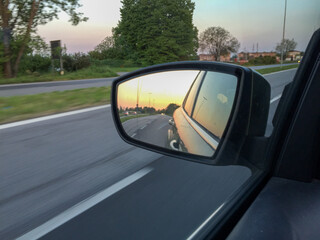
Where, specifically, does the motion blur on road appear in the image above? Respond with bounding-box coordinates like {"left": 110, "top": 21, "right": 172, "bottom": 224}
{"left": 0, "top": 68, "right": 296, "bottom": 239}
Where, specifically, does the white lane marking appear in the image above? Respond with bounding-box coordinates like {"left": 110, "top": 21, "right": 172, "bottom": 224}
{"left": 186, "top": 203, "right": 225, "bottom": 240}
{"left": 263, "top": 68, "right": 297, "bottom": 76}
{"left": 140, "top": 125, "right": 147, "bottom": 130}
{"left": 270, "top": 94, "right": 282, "bottom": 104}
{"left": 17, "top": 167, "right": 153, "bottom": 240}
{"left": 131, "top": 133, "right": 137, "bottom": 138}
{"left": 0, "top": 105, "right": 110, "bottom": 130}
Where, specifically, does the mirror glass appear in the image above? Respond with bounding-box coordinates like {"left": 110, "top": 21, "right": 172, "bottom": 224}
{"left": 117, "top": 70, "right": 238, "bottom": 157}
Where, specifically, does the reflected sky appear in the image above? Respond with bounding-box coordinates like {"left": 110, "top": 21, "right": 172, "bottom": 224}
{"left": 118, "top": 71, "right": 199, "bottom": 110}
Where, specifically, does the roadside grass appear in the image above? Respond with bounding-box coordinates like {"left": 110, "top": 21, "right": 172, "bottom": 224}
{"left": 120, "top": 114, "right": 149, "bottom": 123}
{"left": 0, "top": 65, "right": 118, "bottom": 85}
{"left": 0, "top": 63, "right": 299, "bottom": 85}
{"left": 256, "top": 64, "right": 299, "bottom": 75}
{"left": 0, "top": 87, "right": 110, "bottom": 124}
{"left": 240, "top": 61, "right": 298, "bottom": 67}
{"left": 0, "top": 63, "right": 300, "bottom": 125}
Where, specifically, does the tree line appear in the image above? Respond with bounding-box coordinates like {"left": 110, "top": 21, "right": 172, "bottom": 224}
{"left": 0, "top": 0, "right": 298, "bottom": 79}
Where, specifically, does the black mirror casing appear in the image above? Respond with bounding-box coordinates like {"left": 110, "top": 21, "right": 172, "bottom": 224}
{"left": 111, "top": 61, "right": 270, "bottom": 166}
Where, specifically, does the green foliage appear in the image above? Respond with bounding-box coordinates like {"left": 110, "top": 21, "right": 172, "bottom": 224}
{"left": 165, "top": 103, "right": 180, "bottom": 115}
{"left": 9, "top": 0, "right": 88, "bottom": 31}
{"left": 0, "top": 0, "right": 88, "bottom": 78}
{"left": 88, "top": 35, "right": 124, "bottom": 60}
{"left": 113, "top": 0, "right": 198, "bottom": 65}
{"left": 0, "top": 43, "right": 5, "bottom": 76}
{"left": 248, "top": 56, "right": 277, "bottom": 65}
{"left": 256, "top": 64, "right": 298, "bottom": 75}
{"left": 63, "top": 52, "right": 91, "bottom": 72}
{"left": 88, "top": 48, "right": 123, "bottom": 60}
{"left": 120, "top": 114, "right": 149, "bottom": 123}
{"left": 0, "top": 65, "right": 117, "bottom": 85}
{"left": 0, "top": 87, "right": 110, "bottom": 124}
{"left": 91, "top": 58, "right": 141, "bottom": 68}
{"left": 19, "top": 54, "right": 51, "bottom": 73}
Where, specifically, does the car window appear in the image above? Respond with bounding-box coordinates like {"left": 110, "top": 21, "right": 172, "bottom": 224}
{"left": 192, "top": 71, "right": 237, "bottom": 139}
{"left": 183, "top": 71, "right": 205, "bottom": 116}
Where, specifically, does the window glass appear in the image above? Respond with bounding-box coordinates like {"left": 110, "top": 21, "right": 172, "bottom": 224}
{"left": 192, "top": 72, "right": 237, "bottom": 139}
{"left": 184, "top": 71, "right": 205, "bottom": 116}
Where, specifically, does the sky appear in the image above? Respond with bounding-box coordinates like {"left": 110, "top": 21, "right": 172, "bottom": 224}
{"left": 37, "top": 0, "right": 320, "bottom": 54}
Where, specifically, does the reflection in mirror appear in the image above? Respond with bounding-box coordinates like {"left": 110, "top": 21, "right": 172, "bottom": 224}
{"left": 117, "top": 70, "right": 238, "bottom": 157}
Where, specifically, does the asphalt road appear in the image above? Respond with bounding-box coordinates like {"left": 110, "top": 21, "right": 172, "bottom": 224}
{"left": 0, "top": 78, "right": 116, "bottom": 97}
{"left": 123, "top": 114, "right": 171, "bottom": 147}
{"left": 0, "top": 64, "right": 297, "bottom": 97}
{"left": 0, "top": 69, "right": 296, "bottom": 239}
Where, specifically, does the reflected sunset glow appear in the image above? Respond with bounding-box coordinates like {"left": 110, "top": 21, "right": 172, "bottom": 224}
{"left": 118, "top": 70, "right": 199, "bottom": 110}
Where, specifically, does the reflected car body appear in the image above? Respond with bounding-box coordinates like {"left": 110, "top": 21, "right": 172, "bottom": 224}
{"left": 167, "top": 70, "right": 237, "bottom": 157}
{"left": 167, "top": 107, "right": 216, "bottom": 156}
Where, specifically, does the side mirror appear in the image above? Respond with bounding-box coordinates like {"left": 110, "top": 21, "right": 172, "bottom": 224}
{"left": 111, "top": 61, "right": 270, "bottom": 165}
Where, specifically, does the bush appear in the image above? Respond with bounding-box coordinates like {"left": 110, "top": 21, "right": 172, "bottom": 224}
{"left": 63, "top": 52, "right": 91, "bottom": 72}
{"left": 19, "top": 54, "right": 51, "bottom": 73}
{"left": 248, "top": 56, "right": 277, "bottom": 65}
{"left": 90, "top": 59, "right": 142, "bottom": 68}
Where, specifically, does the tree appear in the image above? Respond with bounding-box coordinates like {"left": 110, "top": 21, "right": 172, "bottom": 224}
{"left": 275, "top": 38, "right": 297, "bottom": 60}
{"left": 89, "top": 35, "right": 123, "bottom": 60}
{"left": 113, "top": 0, "right": 198, "bottom": 65}
{"left": 0, "top": 0, "right": 88, "bottom": 78}
{"left": 199, "top": 27, "right": 240, "bottom": 61}
{"left": 165, "top": 103, "right": 179, "bottom": 115}
{"left": 94, "top": 36, "right": 114, "bottom": 52}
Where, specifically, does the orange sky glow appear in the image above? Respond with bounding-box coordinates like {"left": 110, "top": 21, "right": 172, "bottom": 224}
{"left": 117, "top": 70, "right": 200, "bottom": 110}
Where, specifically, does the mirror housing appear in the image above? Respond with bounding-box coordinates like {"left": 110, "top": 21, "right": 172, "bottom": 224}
{"left": 111, "top": 61, "right": 270, "bottom": 166}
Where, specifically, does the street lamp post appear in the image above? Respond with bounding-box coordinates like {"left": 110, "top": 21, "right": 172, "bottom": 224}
{"left": 280, "top": 0, "right": 287, "bottom": 67}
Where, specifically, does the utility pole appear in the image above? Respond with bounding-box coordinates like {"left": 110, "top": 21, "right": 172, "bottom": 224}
{"left": 148, "top": 92, "right": 152, "bottom": 108}
{"left": 280, "top": 0, "right": 287, "bottom": 67}
{"left": 136, "top": 79, "right": 142, "bottom": 110}
{"left": 256, "top": 42, "right": 259, "bottom": 53}
{"left": 136, "top": 80, "right": 140, "bottom": 109}
{"left": 244, "top": 47, "right": 247, "bottom": 61}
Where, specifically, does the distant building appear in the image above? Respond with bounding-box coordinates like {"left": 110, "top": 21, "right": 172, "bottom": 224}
{"left": 199, "top": 53, "right": 231, "bottom": 62}
{"left": 286, "top": 50, "right": 302, "bottom": 61}
{"left": 238, "top": 51, "right": 277, "bottom": 60}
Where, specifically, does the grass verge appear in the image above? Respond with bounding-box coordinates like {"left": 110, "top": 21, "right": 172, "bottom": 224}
{"left": 0, "top": 64, "right": 299, "bottom": 125}
{"left": 0, "top": 87, "right": 110, "bottom": 124}
{"left": 256, "top": 64, "right": 299, "bottom": 75}
{"left": 120, "top": 114, "right": 149, "bottom": 123}
{"left": 0, "top": 66, "right": 118, "bottom": 85}
{"left": 0, "top": 64, "right": 299, "bottom": 85}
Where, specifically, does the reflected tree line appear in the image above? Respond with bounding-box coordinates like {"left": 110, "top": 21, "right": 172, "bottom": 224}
{"left": 119, "top": 103, "right": 180, "bottom": 116}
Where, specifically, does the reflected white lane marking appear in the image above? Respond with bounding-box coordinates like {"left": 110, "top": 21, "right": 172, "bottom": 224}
{"left": 17, "top": 167, "right": 153, "bottom": 240}
{"left": 140, "top": 125, "right": 147, "bottom": 130}
{"left": 270, "top": 94, "right": 282, "bottom": 104}
{"left": 0, "top": 105, "right": 110, "bottom": 130}
{"left": 131, "top": 133, "right": 137, "bottom": 138}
